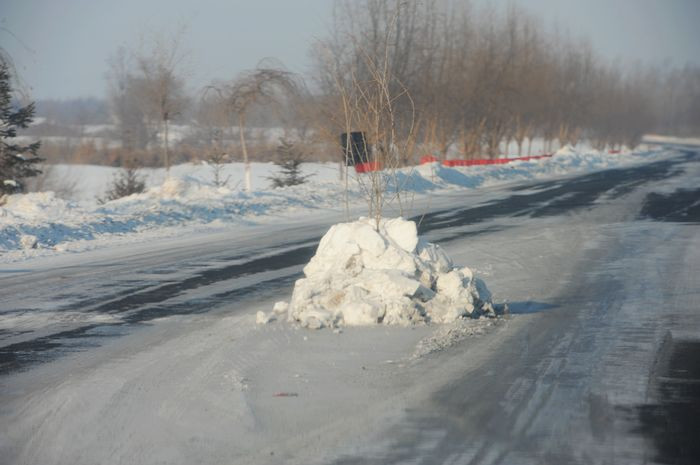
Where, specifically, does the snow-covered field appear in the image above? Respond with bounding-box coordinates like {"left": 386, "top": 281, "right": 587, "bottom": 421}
{"left": 0, "top": 146, "right": 670, "bottom": 263}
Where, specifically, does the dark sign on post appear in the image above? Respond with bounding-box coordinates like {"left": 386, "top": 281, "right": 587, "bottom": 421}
{"left": 340, "top": 132, "right": 371, "bottom": 166}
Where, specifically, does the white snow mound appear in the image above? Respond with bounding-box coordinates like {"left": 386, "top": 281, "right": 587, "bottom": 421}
{"left": 1, "top": 192, "right": 77, "bottom": 221}
{"left": 270, "top": 217, "right": 495, "bottom": 329}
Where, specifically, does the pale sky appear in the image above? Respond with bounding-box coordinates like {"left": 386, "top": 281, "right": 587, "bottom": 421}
{"left": 1, "top": 0, "right": 699, "bottom": 100}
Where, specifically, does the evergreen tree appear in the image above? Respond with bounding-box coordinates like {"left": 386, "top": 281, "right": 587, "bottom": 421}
{"left": 268, "top": 138, "right": 311, "bottom": 188}
{"left": 0, "top": 61, "right": 42, "bottom": 198}
{"left": 99, "top": 157, "right": 146, "bottom": 203}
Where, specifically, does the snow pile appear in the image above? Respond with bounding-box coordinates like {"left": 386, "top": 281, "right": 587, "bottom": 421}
{"left": 19, "top": 234, "right": 38, "bottom": 249}
{"left": 158, "top": 176, "right": 201, "bottom": 198}
{"left": 100, "top": 175, "right": 234, "bottom": 208}
{"left": 0, "top": 192, "right": 78, "bottom": 222}
{"left": 152, "top": 175, "right": 230, "bottom": 199}
{"left": 554, "top": 145, "right": 579, "bottom": 157}
{"left": 267, "top": 217, "right": 495, "bottom": 329}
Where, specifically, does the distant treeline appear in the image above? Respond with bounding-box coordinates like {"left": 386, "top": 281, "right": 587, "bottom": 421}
{"left": 25, "top": 0, "right": 700, "bottom": 166}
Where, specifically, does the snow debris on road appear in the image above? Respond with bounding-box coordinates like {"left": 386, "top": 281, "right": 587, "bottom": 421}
{"left": 265, "top": 217, "right": 496, "bottom": 328}
{"left": 411, "top": 318, "right": 503, "bottom": 359}
{"left": 255, "top": 310, "right": 276, "bottom": 325}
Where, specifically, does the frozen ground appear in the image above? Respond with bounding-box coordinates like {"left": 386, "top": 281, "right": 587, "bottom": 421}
{"left": 0, "top": 147, "right": 698, "bottom": 464}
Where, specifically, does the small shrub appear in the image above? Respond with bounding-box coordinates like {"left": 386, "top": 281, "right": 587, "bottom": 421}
{"left": 99, "top": 157, "right": 146, "bottom": 203}
{"left": 268, "top": 138, "right": 312, "bottom": 188}
{"left": 206, "top": 131, "right": 231, "bottom": 187}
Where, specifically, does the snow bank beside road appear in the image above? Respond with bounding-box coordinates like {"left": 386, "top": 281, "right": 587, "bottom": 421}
{"left": 0, "top": 147, "right": 669, "bottom": 261}
{"left": 266, "top": 217, "right": 496, "bottom": 328}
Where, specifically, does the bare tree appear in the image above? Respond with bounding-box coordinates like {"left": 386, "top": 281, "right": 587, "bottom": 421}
{"left": 133, "top": 29, "right": 189, "bottom": 175}
{"left": 209, "top": 63, "right": 299, "bottom": 192}
{"left": 106, "top": 47, "right": 152, "bottom": 151}
{"left": 315, "top": 0, "right": 418, "bottom": 227}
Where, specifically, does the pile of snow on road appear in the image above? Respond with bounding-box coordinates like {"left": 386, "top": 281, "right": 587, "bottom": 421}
{"left": 261, "top": 217, "right": 495, "bottom": 328}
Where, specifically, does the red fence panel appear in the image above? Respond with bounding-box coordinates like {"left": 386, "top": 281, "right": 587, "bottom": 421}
{"left": 354, "top": 161, "right": 382, "bottom": 173}
{"left": 418, "top": 153, "right": 556, "bottom": 168}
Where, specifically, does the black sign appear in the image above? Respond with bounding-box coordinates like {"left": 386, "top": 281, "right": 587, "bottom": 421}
{"left": 340, "top": 132, "right": 371, "bottom": 166}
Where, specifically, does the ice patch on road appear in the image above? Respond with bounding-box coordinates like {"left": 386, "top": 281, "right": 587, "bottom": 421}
{"left": 266, "top": 217, "right": 497, "bottom": 328}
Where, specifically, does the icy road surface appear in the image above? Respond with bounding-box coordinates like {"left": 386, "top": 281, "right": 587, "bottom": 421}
{"left": 1, "top": 150, "right": 699, "bottom": 464}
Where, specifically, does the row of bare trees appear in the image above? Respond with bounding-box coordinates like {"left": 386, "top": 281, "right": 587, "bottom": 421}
{"left": 96, "top": 0, "right": 699, "bottom": 177}
{"left": 107, "top": 34, "right": 302, "bottom": 191}
{"left": 311, "top": 0, "right": 700, "bottom": 161}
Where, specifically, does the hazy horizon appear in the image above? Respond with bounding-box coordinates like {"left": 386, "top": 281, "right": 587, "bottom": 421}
{"left": 2, "top": 0, "right": 699, "bottom": 100}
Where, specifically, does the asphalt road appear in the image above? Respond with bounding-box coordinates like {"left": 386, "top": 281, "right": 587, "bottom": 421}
{"left": 334, "top": 151, "right": 700, "bottom": 464}
{"left": 1, "top": 153, "right": 693, "bottom": 374}
{"left": 1, "top": 150, "right": 698, "bottom": 464}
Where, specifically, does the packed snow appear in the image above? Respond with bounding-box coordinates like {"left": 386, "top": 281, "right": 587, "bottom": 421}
{"left": 0, "top": 146, "right": 671, "bottom": 262}
{"left": 264, "top": 217, "right": 496, "bottom": 329}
